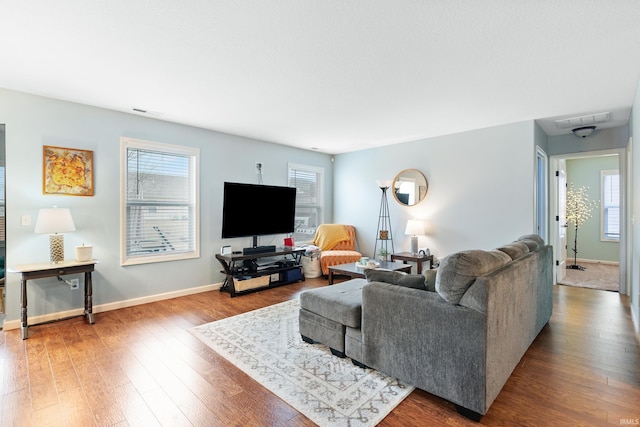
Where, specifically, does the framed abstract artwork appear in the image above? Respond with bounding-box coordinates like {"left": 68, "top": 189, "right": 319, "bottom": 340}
{"left": 43, "top": 145, "right": 94, "bottom": 196}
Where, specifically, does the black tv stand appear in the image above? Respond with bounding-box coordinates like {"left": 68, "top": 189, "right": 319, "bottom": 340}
{"left": 216, "top": 248, "right": 305, "bottom": 297}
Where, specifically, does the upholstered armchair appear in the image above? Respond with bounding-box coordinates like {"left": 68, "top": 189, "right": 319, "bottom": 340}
{"left": 313, "top": 224, "right": 362, "bottom": 276}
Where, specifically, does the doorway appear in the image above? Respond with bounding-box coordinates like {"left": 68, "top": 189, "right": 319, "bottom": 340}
{"left": 550, "top": 149, "right": 626, "bottom": 294}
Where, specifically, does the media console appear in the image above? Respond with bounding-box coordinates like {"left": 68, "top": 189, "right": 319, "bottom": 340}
{"left": 215, "top": 248, "right": 305, "bottom": 297}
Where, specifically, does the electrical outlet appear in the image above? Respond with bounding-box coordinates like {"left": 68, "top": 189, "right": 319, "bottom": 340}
{"left": 69, "top": 279, "right": 80, "bottom": 290}
{"left": 255, "top": 162, "right": 263, "bottom": 174}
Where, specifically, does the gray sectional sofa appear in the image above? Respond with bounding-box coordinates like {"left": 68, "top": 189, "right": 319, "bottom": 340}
{"left": 299, "top": 234, "right": 553, "bottom": 420}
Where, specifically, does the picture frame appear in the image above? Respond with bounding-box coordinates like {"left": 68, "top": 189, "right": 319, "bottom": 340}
{"left": 43, "top": 145, "right": 94, "bottom": 196}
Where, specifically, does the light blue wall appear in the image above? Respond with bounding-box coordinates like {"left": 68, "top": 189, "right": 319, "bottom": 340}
{"left": 333, "top": 121, "right": 537, "bottom": 261}
{"left": 566, "top": 156, "right": 620, "bottom": 262}
{"left": 0, "top": 88, "right": 332, "bottom": 322}
{"left": 547, "top": 126, "right": 629, "bottom": 156}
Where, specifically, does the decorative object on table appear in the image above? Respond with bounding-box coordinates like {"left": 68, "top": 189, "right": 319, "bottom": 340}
{"left": 34, "top": 207, "right": 76, "bottom": 263}
{"left": 405, "top": 219, "right": 425, "bottom": 255}
{"left": 191, "top": 300, "right": 414, "bottom": 427}
{"left": 373, "top": 179, "right": 394, "bottom": 261}
{"left": 565, "top": 183, "right": 599, "bottom": 270}
{"left": 75, "top": 244, "right": 93, "bottom": 262}
{"left": 392, "top": 169, "right": 428, "bottom": 206}
{"left": 43, "top": 145, "right": 94, "bottom": 196}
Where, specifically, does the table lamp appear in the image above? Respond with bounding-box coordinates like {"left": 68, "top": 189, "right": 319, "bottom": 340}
{"left": 34, "top": 207, "right": 76, "bottom": 263}
{"left": 405, "top": 219, "right": 425, "bottom": 255}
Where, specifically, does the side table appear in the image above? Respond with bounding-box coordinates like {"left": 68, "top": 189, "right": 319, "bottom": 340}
{"left": 390, "top": 252, "right": 434, "bottom": 274}
{"left": 9, "top": 260, "right": 97, "bottom": 339}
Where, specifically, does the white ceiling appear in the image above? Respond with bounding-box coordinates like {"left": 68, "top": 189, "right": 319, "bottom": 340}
{"left": 1, "top": 1, "right": 640, "bottom": 154}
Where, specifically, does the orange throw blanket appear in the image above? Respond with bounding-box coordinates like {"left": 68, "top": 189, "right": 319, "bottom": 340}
{"left": 313, "top": 224, "right": 350, "bottom": 251}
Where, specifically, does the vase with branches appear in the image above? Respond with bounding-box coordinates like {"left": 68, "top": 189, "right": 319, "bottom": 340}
{"left": 565, "top": 183, "right": 599, "bottom": 270}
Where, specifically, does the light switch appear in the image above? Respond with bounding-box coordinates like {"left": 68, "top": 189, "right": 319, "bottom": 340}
{"left": 21, "top": 215, "right": 31, "bottom": 226}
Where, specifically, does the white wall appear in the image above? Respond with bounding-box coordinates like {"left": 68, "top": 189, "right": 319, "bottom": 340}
{"left": 0, "top": 88, "right": 332, "bottom": 323}
{"left": 333, "top": 121, "right": 537, "bottom": 261}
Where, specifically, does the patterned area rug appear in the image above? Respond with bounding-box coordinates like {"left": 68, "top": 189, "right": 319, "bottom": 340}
{"left": 559, "top": 261, "right": 619, "bottom": 292}
{"left": 190, "top": 299, "right": 414, "bottom": 427}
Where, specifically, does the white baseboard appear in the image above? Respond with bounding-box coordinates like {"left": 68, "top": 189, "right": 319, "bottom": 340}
{"left": 3, "top": 282, "right": 222, "bottom": 331}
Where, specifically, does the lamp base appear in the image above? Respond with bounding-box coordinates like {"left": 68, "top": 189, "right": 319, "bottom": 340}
{"left": 49, "top": 234, "right": 65, "bottom": 264}
{"left": 410, "top": 235, "right": 418, "bottom": 255}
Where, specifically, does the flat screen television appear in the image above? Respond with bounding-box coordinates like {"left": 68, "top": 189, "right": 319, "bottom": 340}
{"left": 221, "top": 182, "right": 297, "bottom": 245}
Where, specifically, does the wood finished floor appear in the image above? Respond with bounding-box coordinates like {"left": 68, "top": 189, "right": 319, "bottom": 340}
{"left": 1, "top": 278, "right": 639, "bottom": 426}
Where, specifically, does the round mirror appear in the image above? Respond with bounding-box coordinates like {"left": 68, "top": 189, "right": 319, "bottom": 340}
{"left": 392, "top": 169, "right": 428, "bottom": 206}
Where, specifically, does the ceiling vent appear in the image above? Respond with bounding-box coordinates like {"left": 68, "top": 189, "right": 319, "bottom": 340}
{"left": 554, "top": 112, "right": 611, "bottom": 130}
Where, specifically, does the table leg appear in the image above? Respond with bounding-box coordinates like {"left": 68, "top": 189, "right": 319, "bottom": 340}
{"left": 416, "top": 261, "right": 423, "bottom": 275}
{"left": 84, "top": 271, "right": 95, "bottom": 324}
{"left": 20, "top": 278, "right": 28, "bottom": 339}
{"left": 329, "top": 270, "right": 334, "bottom": 285}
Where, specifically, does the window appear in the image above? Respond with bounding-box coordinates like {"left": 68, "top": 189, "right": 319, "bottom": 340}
{"left": 120, "top": 137, "right": 199, "bottom": 265}
{"left": 288, "top": 163, "right": 324, "bottom": 243}
{"left": 601, "top": 169, "right": 619, "bottom": 241}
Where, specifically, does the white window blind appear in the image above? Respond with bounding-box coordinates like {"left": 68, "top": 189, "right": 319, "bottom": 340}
{"left": 601, "top": 169, "right": 619, "bottom": 241}
{"left": 121, "top": 137, "right": 199, "bottom": 265}
{"left": 288, "top": 163, "right": 323, "bottom": 243}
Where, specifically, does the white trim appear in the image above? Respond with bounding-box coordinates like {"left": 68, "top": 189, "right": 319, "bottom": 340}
{"left": 600, "top": 169, "right": 620, "bottom": 242}
{"left": 2, "top": 282, "right": 222, "bottom": 331}
{"left": 565, "top": 258, "right": 619, "bottom": 266}
{"left": 535, "top": 146, "right": 549, "bottom": 242}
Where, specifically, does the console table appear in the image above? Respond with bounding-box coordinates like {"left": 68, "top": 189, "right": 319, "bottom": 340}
{"left": 9, "top": 260, "right": 97, "bottom": 340}
{"left": 216, "top": 248, "right": 305, "bottom": 297}
{"left": 390, "top": 252, "right": 434, "bottom": 274}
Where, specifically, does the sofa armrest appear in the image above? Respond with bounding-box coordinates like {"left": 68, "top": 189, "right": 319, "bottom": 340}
{"left": 362, "top": 282, "right": 488, "bottom": 414}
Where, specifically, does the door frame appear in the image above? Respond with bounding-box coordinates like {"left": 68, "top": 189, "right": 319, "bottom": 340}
{"left": 550, "top": 148, "right": 628, "bottom": 294}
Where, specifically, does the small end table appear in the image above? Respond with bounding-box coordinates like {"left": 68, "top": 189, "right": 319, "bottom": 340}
{"left": 9, "top": 260, "right": 97, "bottom": 339}
{"left": 390, "top": 252, "right": 434, "bottom": 274}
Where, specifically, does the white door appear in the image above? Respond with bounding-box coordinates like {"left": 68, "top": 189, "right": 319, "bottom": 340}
{"left": 557, "top": 160, "right": 567, "bottom": 283}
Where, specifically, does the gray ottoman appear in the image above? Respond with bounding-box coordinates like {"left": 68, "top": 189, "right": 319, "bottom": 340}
{"left": 299, "top": 278, "right": 366, "bottom": 357}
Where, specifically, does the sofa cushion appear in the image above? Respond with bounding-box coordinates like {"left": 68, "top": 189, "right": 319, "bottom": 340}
{"left": 436, "top": 249, "right": 511, "bottom": 304}
{"left": 517, "top": 234, "right": 545, "bottom": 251}
{"left": 299, "top": 278, "right": 366, "bottom": 328}
{"left": 496, "top": 242, "right": 530, "bottom": 260}
{"left": 365, "top": 269, "right": 426, "bottom": 290}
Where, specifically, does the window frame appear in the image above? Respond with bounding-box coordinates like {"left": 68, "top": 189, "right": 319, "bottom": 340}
{"left": 120, "top": 137, "right": 200, "bottom": 266}
{"left": 287, "top": 162, "right": 324, "bottom": 243}
{"left": 600, "top": 169, "right": 620, "bottom": 242}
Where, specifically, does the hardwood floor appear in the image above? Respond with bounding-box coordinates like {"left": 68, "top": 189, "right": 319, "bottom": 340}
{"left": 1, "top": 278, "right": 639, "bottom": 426}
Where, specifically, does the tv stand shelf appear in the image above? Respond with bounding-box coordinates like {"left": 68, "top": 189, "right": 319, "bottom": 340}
{"left": 215, "top": 248, "right": 305, "bottom": 297}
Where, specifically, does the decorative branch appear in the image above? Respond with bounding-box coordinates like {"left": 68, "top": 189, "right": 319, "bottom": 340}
{"left": 565, "top": 184, "right": 599, "bottom": 270}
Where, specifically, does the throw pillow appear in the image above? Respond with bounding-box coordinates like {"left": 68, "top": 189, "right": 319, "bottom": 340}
{"left": 436, "top": 249, "right": 511, "bottom": 304}
{"left": 423, "top": 269, "right": 437, "bottom": 292}
{"left": 365, "top": 269, "right": 427, "bottom": 290}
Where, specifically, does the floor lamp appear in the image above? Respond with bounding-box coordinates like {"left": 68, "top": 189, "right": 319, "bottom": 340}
{"left": 373, "top": 180, "right": 394, "bottom": 261}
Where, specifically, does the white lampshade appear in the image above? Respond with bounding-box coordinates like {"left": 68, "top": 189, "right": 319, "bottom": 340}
{"left": 376, "top": 179, "right": 393, "bottom": 189}
{"left": 34, "top": 208, "right": 76, "bottom": 234}
{"left": 34, "top": 207, "right": 76, "bottom": 263}
{"left": 405, "top": 219, "right": 425, "bottom": 236}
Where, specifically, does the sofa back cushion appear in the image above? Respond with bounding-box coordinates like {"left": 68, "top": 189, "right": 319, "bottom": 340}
{"left": 365, "top": 269, "right": 427, "bottom": 290}
{"left": 496, "top": 241, "right": 530, "bottom": 260}
{"left": 517, "top": 234, "right": 545, "bottom": 251}
{"left": 436, "top": 249, "right": 511, "bottom": 304}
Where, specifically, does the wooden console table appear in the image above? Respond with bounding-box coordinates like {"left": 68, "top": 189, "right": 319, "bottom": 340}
{"left": 390, "top": 252, "right": 434, "bottom": 274}
{"left": 216, "top": 248, "right": 305, "bottom": 297}
{"left": 9, "top": 260, "right": 97, "bottom": 339}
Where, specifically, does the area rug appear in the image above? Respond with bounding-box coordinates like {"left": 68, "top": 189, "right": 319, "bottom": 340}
{"left": 190, "top": 299, "right": 414, "bottom": 427}
{"left": 558, "top": 261, "right": 619, "bottom": 292}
